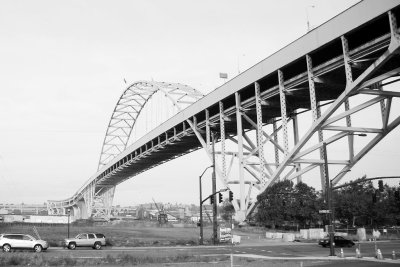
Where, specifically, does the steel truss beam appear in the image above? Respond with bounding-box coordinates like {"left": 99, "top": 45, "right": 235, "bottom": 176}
{"left": 246, "top": 10, "right": 400, "bottom": 217}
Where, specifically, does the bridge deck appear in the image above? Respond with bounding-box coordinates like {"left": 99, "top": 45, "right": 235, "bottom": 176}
{"left": 50, "top": 0, "right": 400, "bottom": 208}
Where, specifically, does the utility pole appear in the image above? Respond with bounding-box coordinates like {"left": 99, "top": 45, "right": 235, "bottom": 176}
{"left": 211, "top": 132, "right": 218, "bottom": 245}
{"left": 199, "top": 175, "right": 203, "bottom": 245}
{"left": 67, "top": 209, "right": 71, "bottom": 238}
{"left": 322, "top": 142, "right": 335, "bottom": 256}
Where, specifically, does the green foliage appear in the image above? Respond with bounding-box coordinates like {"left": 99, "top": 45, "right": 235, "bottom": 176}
{"left": 255, "top": 177, "right": 400, "bottom": 229}
{"left": 256, "top": 180, "right": 324, "bottom": 228}
{"left": 220, "top": 201, "right": 235, "bottom": 222}
{"left": 333, "top": 179, "right": 375, "bottom": 226}
{"left": 256, "top": 180, "right": 295, "bottom": 227}
{"left": 292, "top": 182, "right": 323, "bottom": 226}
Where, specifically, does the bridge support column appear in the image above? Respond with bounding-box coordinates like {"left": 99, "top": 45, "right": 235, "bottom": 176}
{"left": 72, "top": 206, "right": 79, "bottom": 221}
{"left": 235, "top": 92, "right": 246, "bottom": 222}
{"left": 278, "top": 70, "right": 289, "bottom": 158}
{"left": 255, "top": 82, "right": 267, "bottom": 188}
{"left": 341, "top": 36, "right": 354, "bottom": 161}
{"left": 219, "top": 102, "right": 227, "bottom": 184}
{"left": 292, "top": 114, "right": 302, "bottom": 183}
{"left": 92, "top": 186, "right": 115, "bottom": 221}
{"left": 306, "top": 54, "right": 326, "bottom": 190}
{"left": 83, "top": 182, "right": 95, "bottom": 219}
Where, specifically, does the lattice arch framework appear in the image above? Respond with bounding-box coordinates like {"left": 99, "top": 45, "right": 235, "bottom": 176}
{"left": 47, "top": 81, "right": 204, "bottom": 219}
{"left": 98, "top": 81, "right": 204, "bottom": 170}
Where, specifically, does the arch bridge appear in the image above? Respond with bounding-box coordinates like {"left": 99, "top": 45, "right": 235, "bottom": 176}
{"left": 48, "top": 0, "right": 400, "bottom": 222}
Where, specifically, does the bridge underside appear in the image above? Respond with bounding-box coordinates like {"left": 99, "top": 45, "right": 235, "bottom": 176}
{"left": 49, "top": 1, "right": 400, "bottom": 222}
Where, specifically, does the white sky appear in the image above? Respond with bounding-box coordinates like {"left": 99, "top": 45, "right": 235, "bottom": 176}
{"left": 2, "top": 0, "right": 398, "bottom": 207}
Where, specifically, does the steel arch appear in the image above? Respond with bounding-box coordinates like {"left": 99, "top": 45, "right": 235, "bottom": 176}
{"left": 98, "top": 81, "right": 204, "bottom": 170}
{"left": 48, "top": 81, "right": 204, "bottom": 219}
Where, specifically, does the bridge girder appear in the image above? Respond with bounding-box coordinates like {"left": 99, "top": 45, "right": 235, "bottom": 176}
{"left": 48, "top": 1, "right": 400, "bottom": 223}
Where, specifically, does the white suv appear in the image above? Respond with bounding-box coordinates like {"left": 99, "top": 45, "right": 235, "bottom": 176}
{"left": 64, "top": 233, "right": 106, "bottom": 250}
{"left": 0, "top": 234, "right": 49, "bottom": 252}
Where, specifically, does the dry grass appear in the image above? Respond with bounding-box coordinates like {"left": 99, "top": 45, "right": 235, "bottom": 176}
{"left": 0, "top": 252, "right": 230, "bottom": 266}
{"left": 0, "top": 221, "right": 214, "bottom": 247}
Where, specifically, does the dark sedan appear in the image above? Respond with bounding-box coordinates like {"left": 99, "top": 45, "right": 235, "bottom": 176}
{"left": 318, "top": 236, "right": 355, "bottom": 247}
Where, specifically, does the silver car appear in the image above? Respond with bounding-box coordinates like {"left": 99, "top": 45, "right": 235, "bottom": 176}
{"left": 0, "top": 233, "right": 49, "bottom": 252}
{"left": 64, "top": 233, "right": 106, "bottom": 250}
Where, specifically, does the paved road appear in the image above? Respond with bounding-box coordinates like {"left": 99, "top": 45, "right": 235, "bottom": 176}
{"left": 43, "top": 240, "right": 400, "bottom": 264}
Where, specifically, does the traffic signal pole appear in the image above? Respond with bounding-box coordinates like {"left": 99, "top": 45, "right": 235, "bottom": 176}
{"left": 199, "top": 165, "right": 213, "bottom": 245}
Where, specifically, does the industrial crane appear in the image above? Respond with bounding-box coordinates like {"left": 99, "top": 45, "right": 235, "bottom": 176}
{"left": 152, "top": 198, "right": 168, "bottom": 224}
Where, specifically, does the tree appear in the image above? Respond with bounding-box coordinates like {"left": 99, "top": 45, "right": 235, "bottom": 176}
{"left": 220, "top": 201, "right": 235, "bottom": 222}
{"left": 256, "top": 180, "right": 296, "bottom": 228}
{"left": 293, "top": 182, "right": 323, "bottom": 228}
{"left": 333, "top": 179, "right": 375, "bottom": 227}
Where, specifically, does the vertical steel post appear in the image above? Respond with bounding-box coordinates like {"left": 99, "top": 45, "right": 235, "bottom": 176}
{"left": 278, "top": 70, "right": 289, "bottom": 156}
{"left": 219, "top": 102, "right": 226, "bottom": 183}
{"left": 306, "top": 54, "right": 326, "bottom": 190}
{"left": 292, "top": 114, "right": 302, "bottom": 182}
{"left": 273, "top": 120, "right": 280, "bottom": 167}
{"left": 341, "top": 36, "right": 354, "bottom": 160}
{"left": 255, "top": 82, "right": 267, "bottom": 187}
{"left": 206, "top": 109, "right": 210, "bottom": 151}
{"left": 235, "top": 92, "right": 246, "bottom": 221}
{"left": 212, "top": 132, "right": 218, "bottom": 244}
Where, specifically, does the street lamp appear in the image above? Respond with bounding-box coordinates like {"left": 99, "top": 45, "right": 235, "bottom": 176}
{"left": 199, "top": 165, "right": 213, "bottom": 245}
{"left": 67, "top": 209, "right": 71, "bottom": 238}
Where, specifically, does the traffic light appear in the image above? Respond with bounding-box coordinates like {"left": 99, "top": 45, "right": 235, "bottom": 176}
{"left": 218, "top": 192, "right": 223, "bottom": 203}
{"left": 378, "top": 180, "right": 384, "bottom": 192}
{"left": 210, "top": 195, "right": 214, "bottom": 205}
{"left": 229, "top": 191, "right": 233, "bottom": 202}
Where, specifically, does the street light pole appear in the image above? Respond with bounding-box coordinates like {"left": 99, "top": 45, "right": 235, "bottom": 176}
{"left": 199, "top": 175, "right": 203, "bottom": 245}
{"left": 199, "top": 165, "right": 212, "bottom": 245}
{"left": 322, "top": 142, "right": 335, "bottom": 256}
{"left": 67, "top": 209, "right": 70, "bottom": 238}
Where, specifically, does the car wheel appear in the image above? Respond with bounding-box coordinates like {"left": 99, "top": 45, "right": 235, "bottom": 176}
{"left": 2, "top": 244, "right": 11, "bottom": 252}
{"left": 68, "top": 242, "right": 76, "bottom": 250}
{"left": 34, "top": 244, "right": 42, "bottom": 253}
{"left": 347, "top": 243, "right": 354, "bottom": 247}
{"left": 94, "top": 242, "right": 101, "bottom": 250}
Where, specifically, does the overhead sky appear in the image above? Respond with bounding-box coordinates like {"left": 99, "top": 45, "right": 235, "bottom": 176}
{"left": 2, "top": 0, "right": 399, "bottom": 207}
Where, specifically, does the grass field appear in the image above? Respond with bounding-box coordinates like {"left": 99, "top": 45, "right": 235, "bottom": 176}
{"left": 0, "top": 221, "right": 215, "bottom": 247}
{"left": 0, "top": 252, "right": 333, "bottom": 267}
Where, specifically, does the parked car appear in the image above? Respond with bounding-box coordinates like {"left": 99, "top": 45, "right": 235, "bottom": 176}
{"left": 318, "top": 235, "right": 355, "bottom": 248}
{"left": 0, "top": 233, "right": 49, "bottom": 252}
{"left": 64, "top": 233, "right": 106, "bottom": 250}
